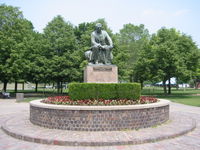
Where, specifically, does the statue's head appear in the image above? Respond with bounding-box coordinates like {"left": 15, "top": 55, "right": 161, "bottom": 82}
{"left": 95, "top": 23, "right": 102, "bottom": 33}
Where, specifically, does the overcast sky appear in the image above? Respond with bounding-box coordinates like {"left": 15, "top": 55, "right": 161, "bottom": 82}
{"left": 1, "top": 0, "right": 200, "bottom": 47}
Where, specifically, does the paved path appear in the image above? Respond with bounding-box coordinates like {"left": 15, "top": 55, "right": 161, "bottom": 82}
{"left": 0, "top": 99, "right": 200, "bottom": 150}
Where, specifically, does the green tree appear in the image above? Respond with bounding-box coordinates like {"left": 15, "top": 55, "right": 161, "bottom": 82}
{"left": 193, "top": 68, "right": 200, "bottom": 89}
{"left": 74, "top": 22, "right": 95, "bottom": 74}
{"left": 115, "top": 24, "right": 150, "bottom": 81}
{"left": 24, "top": 32, "right": 49, "bottom": 92}
{"left": 43, "top": 15, "right": 81, "bottom": 93}
{"left": 149, "top": 28, "right": 200, "bottom": 94}
{"left": 189, "top": 49, "right": 200, "bottom": 89}
{"left": 0, "top": 4, "right": 34, "bottom": 92}
{"left": 132, "top": 45, "right": 157, "bottom": 88}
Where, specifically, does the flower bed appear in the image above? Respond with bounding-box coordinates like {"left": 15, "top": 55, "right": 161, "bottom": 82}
{"left": 41, "top": 96, "right": 158, "bottom": 106}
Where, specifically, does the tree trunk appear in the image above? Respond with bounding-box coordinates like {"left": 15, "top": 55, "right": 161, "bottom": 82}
{"left": 3, "top": 81, "right": 8, "bottom": 92}
{"left": 130, "top": 75, "right": 134, "bottom": 82}
{"left": 140, "top": 80, "right": 143, "bottom": 89}
{"left": 163, "top": 80, "right": 167, "bottom": 95}
{"left": 57, "top": 81, "right": 60, "bottom": 93}
{"left": 22, "top": 82, "right": 24, "bottom": 91}
{"left": 61, "top": 81, "right": 63, "bottom": 94}
{"left": 35, "top": 82, "right": 38, "bottom": 92}
{"left": 168, "top": 77, "right": 171, "bottom": 94}
{"left": 176, "top": 77, "right": 179, "bottom": 90}
{"left": 15, "top": 81, "right": 18, "bottom": 93}
{"left": 195, "top": 79, "right": 198, "bottom": 89}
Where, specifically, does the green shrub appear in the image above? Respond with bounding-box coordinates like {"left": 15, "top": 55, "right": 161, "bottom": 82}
{"left": 68, "top": 83, "right": 141, "bottom": 100}
{"left": 115, "top": 83, "right": 141, "bottom": 100}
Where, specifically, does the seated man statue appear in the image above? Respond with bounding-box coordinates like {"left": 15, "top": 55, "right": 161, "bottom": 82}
{"left": 85, "top": 23, "right": 113, "bottom": 65}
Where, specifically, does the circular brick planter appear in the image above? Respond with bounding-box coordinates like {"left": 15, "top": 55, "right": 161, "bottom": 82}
{"left": 30, "top": 99, "right": 170, "bottom": 131}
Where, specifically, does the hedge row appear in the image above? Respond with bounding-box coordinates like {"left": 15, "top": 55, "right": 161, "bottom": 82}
{"left": 68, "top": 83, "right": 141, "bottom": 100}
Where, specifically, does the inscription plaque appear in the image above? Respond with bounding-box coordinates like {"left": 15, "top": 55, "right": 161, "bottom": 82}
{"left": 84, "top": 65, "right": 118, "bottom": 83}
{"left": 93, "top": 67, "right": 112, "bottom": 71}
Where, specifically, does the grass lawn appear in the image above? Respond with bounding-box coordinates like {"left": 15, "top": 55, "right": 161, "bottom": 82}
{"left": 142, "top": 87, "right": 200, "bottom": 95}
{"left": 142, "top": 87, "right": 200, "bottom": 107}
{"left": 157, "top": 95, "right": 200, "bottom": 107}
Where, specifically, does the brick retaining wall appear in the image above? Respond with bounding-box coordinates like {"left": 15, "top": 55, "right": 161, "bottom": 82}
{"left": 30, "top": 100, "right": 169, "bottom": 131}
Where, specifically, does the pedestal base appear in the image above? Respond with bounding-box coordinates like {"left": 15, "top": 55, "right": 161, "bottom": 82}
{"left": 84, "top": 65, "right": 118, "bottom": 83}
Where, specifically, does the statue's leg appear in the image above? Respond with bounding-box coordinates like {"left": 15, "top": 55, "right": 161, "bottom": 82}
{"left": 85, "top": 50, "right": 92, "bottom": 62}
{"left": 99, "top": 49, "right": 106, "bottom": 64}
{"left": 91, "top": 47, "right": 99, "bottom": 64}
{"left": 105, "top": 49, "right": 112, "bottom": 64}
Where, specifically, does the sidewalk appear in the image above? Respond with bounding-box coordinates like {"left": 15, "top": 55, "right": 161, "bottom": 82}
{"left": 0, "top": 99, "right": 200, "bottom": 150}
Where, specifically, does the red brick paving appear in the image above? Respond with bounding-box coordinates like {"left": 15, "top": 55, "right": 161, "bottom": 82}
{"left": 0, "top": 99, "right": 200, "bottom": 150}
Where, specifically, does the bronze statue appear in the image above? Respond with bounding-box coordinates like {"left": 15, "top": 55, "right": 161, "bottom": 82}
{"left": 85, "top": 23, "right": 113, "bottom": 65}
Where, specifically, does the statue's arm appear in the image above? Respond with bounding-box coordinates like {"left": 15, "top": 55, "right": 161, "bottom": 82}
{"left": 91, "top": 32, "right": 100, "bottom": 47}
{"left": 105, "top": 31, "right": 113, "bottom": 48}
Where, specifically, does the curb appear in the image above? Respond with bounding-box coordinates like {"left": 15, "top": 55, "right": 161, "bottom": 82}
{"left": 1, "top": 112, "right": 196, "bottom": 146}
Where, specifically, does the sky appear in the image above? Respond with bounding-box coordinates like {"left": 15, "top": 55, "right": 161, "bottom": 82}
{"left": 1, "top": 0, "right": 200, "bottom": 47}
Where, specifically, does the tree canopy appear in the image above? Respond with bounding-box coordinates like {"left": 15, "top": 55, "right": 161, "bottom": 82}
{"left": 134, "top": 28, "right": 200, "bottom": 94}
{"left": 0, "top": 4, "right": 34, "bottom": 91}
{"left": 114, "top": 23, "right": 150, "bottom": 81}
{"left": 0, "top": 4, "right": 199, "bottom": 94}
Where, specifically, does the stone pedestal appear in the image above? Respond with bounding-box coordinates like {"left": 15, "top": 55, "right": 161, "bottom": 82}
{"left": 84, "top": 65, "right": 118, "bottom": 83}
{"left": 16, "top": 93, "right": 24, "bottom": 101}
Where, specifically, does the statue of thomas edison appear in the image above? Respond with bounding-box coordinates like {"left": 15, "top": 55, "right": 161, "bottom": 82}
{"left": 85, "top": 23, "right": 113, "bottom": 65}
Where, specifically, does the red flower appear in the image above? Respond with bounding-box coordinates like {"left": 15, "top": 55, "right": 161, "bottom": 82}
{"left": 42, "top": 96, "right": 157, "bottom": 105}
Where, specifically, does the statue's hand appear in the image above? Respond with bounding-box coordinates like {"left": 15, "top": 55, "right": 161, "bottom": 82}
{"left": 98, "top": 45, "right": 103, "bottom": 49}
{"left": 109, "top": 45, "right": 113, "bottom": 49}
{"left": 102, "top": 45, "right": 112, "bottom": 50}
{"left": 101, "top": 45, "right": 106, "bottom": 49}
{"left": 96, "top": 43, "right": 101, "bottom": 47}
